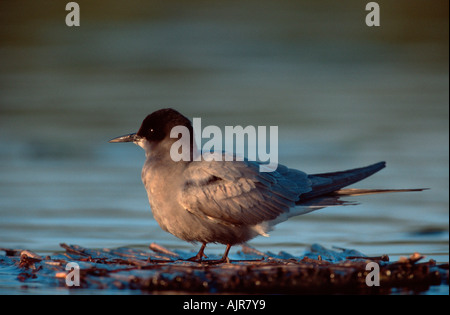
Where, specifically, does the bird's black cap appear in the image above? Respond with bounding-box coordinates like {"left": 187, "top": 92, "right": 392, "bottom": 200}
{"left": 136, "top": 108, "right": 193, "bottom": 143}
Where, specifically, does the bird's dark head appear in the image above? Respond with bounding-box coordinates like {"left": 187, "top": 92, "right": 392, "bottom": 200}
{"left": 136, "top": 108, "right": 193, "bottom": 143}
{"left": 109, "top": 108, "right": 195, "bottom": 158}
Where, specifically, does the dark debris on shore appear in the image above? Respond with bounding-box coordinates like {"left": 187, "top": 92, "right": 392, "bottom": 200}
{"left": 0, "top": 243, "right": 448, "bottom": 294}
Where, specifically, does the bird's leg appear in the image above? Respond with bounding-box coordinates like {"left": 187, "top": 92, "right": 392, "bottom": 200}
{"left": 218, "top": 244, "right": 232, "bottom": 263}
{"left": 187, "top": 242, "right": 207, "bottom": 261}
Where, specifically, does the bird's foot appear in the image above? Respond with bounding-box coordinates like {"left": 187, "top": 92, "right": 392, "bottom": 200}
{"left": 186, "top": 252, "right": 208, "bottom": 262}
{"left": 201, "top": 244, "right": 231, "bottom": 264}
{"left": 186, "top": 242, "right": 208, "bottom": 262}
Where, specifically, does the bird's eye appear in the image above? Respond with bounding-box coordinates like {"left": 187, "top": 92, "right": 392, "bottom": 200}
{"left": 150, "top": 128, "right": 154, "bottom": 133}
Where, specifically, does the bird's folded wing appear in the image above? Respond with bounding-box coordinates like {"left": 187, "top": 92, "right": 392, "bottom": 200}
{"left": 178, "top": 157, "right": 312, "bottom": 226}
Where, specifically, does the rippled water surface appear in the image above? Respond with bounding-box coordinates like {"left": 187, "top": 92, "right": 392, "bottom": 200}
{"left": 0, "top": 0, "right": 448, "bottom": 294}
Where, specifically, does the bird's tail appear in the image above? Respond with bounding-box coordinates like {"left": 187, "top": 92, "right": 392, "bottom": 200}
{"left": 331, "top": 188, "right": 427, "bottom": 196}
{"left": 269, "top": 162, "right": 426, "bottom": 228}
{"left": 297, "top": 161, "right": 427, "bottom": 204}
{"left": 297, "top": 161, "right": 387, "bottom": 203}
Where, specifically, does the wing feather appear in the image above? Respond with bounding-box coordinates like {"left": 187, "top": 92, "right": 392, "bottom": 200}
{"left": 178, "top": 155, "right": 312, "bottom": 227}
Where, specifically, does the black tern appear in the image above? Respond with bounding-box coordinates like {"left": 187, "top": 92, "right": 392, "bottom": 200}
{"left": 110, "top": 108, "right": 423, "bottom": 262}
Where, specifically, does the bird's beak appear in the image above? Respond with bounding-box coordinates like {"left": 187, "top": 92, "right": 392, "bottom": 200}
{"left": 109, "top": 133, "right": 140, "bottom": 143}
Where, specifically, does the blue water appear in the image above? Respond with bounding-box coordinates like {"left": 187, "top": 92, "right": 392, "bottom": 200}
{"left": 0, "top": 0, "right": 448, "bottom": 294}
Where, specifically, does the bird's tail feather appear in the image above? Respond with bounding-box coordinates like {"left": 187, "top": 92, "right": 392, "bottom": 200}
{"left": 297, "top": 161, "right": 387, "bottom": 203}
{"left": 332, "top": 188, "right": 428, "bottom": 196}
{"left": 285, "top": 188, "right": 427, "bottom": 221}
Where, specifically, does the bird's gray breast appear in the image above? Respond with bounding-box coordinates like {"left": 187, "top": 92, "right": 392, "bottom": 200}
{"left": 141, "top": 160, "right": 182, "bottom": 229}
{"left": 141, "top": 159, "right": 215, "bottom": 242}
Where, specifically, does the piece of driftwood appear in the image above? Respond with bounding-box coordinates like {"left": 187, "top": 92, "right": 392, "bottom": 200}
{"left": 0, "top": 243, "right": 447, "bottom": 294}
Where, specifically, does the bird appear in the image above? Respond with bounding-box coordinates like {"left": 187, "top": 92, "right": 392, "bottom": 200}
{"left": 109, "top": 108, "right": 424, "bottom": 263}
